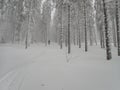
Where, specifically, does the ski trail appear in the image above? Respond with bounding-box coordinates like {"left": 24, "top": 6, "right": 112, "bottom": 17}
{"left": 0, "top": 70, "right": 17, "bottom": 83}
{"left": 0, "top": 63, "right": 28, "bottom": 90}
{"left": 0, "top": 51, "right": 45, "bottom": 82}
{"left": 8, "top": 67, "right": 27, "bottom": 90}
{"left": 0, "top": 51, "right": 45, "bottom": 90}
{"left": 0, "top": 70, "right": 19, "bottom": 90}
{"left": 0, "top": 67, "right": 27, "bottom": 90}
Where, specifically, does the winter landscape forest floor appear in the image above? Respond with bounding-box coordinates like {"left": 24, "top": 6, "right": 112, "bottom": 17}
{"left": 0, "top": 43, "right": 120, "bottom": 90}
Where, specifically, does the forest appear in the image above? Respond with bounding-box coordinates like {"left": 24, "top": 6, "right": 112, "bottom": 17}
{"left": 0, "top": 0, "right": 120, "bottom": 90}
{"left": 0, "top": 0, "right": 120, "bottom": 60}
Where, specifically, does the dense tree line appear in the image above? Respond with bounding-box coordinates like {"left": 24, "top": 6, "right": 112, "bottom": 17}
{"left": 0, "top": 0, "right": 120, "bottom": 60}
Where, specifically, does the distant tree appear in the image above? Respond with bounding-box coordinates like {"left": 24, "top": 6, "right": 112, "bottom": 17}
{"left": 24, "top": 0, "right": 40, "bottom": 49}
{"left": 15, "top": 0, "right": 25, "bottom": 43}
{"left": 95, "top": 0, "right": 105, "bottom": 48}
{"left": 42, "top": 0, "right": 51, "bottom": 46}
{"left": 78, "top": 8, "right": 81, "bottom": 48}
{"left": 56, "top": 0, "right": 63, "bottom": 49}
{"left": 83, "top": 0, "right": 87, "bottom": 52}
{"left": 68, "top": 4, "right": 71, "bottom": 54}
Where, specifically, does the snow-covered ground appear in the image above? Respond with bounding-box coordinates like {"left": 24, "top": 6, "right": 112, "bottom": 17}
{"left": 0, "top": 43, "right": 120, "bottom": 90}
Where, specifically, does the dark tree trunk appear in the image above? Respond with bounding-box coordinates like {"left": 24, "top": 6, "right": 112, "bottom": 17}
{"left": 102, "top": 0, "right": 112, "bottom": 60}
{"left": 25, "top": 32, "right": 28, "bottom": 49}
{"left": 78, "top": 28, "right": 81, "bottom": 48}
{"left": 68, "top": 4, "right": 71, "bottom": 54}
{"left": 84, "top": 1, "right": 88, "bottom": 52}
{"left": 78, "top": 8, "right": 81, "bottom": 48}
{"left": 116, "top": 0, "right": 120, "bottom": 56}
{"left": 60, "top": 2, "right": 63, "bottom": 49}
{"left": 65, "top": 28, "right": 68, "bottom": 47}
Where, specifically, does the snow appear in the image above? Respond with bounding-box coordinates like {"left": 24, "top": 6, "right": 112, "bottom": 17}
{"left": 0, "top": 43, "right": 120, "bottom": 90}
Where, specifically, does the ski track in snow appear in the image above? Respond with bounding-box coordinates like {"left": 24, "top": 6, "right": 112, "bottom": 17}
{"left": 0, "top": 44, "right": 120, "bottom": 90}
{"left": 0, "top": 55, "right": 44, "bottom": 90}
{"left": 0, "top": 46, "right": 46, "bottom": 90}
{"left": 0, "top": 68, "right": 26, "bottom": 90}
{"left": 0, "top": 49, "right": 45, "bottom": 78}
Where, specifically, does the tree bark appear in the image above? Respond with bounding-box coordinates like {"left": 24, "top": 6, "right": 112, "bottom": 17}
{"left": 78, "top": 7, "right": 81, "bottom": 48}
{"left": 68, "top": 4, "right": 71, "bottom": 54}
{"left": 60, "top": 1, "right": 63, "bottom": 49}
{"left": 116, "top": 0, "right": 120, "bottom": 56}
{"left": 102, "top": 0, "right": 112, "bottom": 60}
{"left": 84, "top": 1, "right": 88, "bottom": 52}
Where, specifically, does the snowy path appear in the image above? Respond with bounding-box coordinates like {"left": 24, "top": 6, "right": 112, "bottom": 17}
{"left": 0, "top": 44, "right": 120, "bottom": 90}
